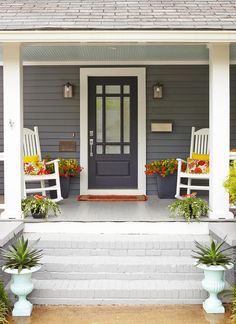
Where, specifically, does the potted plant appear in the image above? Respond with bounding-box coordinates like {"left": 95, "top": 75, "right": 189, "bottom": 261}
{"left": 21, "top": 194, "right": 61, "bottom": 219}
{"left": 145, "top": 159, "right": 178, "bottom": 198}
{"left": 224, "top": 167, "right": 236, "bottom": 207}
{"left": 46, "top": 156, "right": 82, "bottom": 199}
{"left": 192, "top": 237, "right": 234, "bottom": 314}
{"left": 0, "top": 280, "right": 9, "bottom": 324}
{"left": 168, "top": 192, "right": 209, "bottom": 222}
{"left": 1, "top": 236, "right": 42, "bottom": 317}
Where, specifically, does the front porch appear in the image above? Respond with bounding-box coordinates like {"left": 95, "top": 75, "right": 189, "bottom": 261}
{"left": 0, "top": 40, "right": 235, "bottom": 221}
{"left": 22, "top": 196, "right": 236, "bottom": 223}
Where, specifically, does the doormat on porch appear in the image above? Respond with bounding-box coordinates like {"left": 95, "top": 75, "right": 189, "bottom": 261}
{"left": 77, "top": 195, "right": 148, "bottom": 202}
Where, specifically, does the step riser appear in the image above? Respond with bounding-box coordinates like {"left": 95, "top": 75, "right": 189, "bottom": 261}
{"left": 40, "top": 264, "right": 200, "bottom": 274}
{"left": 34, "top": 272, "right": 203, "bottom": 281}
{"left": 28, "top": 289, "right": 207, "bottom": 300}
{"left": 29, "top": 298, "right": 206, "bottom": 305}
{"left": 41, "top": 248, "right": 193, "bottom": 257}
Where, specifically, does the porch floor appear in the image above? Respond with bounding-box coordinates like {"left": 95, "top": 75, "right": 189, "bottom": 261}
{"left": 23, "top": 196, "right": 236, "bottom": 223}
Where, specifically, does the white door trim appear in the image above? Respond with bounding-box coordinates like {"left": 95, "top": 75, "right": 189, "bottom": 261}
{"left": 80, "top": 67, "right": 146, "bottom": 195}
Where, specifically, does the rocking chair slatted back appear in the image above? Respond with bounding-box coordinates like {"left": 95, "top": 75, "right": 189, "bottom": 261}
{"left": 190, "top": 127, "right": 209, "bottom": 157}
{"left": 23, "top": 126, "right": 42, "bottom": 160}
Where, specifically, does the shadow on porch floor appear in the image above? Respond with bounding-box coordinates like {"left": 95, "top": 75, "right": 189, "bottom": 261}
{"left": 23, "top": 196, "right": 236, "bottom": 223}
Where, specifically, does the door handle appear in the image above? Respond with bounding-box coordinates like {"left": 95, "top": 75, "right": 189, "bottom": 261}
{"left": 89, "top": 139, "right": 94, "bottom": 157}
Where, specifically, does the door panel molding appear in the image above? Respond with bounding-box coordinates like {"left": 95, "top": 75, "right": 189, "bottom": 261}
{"left": 80, "top": 67, "right": 146, "bottom": 195}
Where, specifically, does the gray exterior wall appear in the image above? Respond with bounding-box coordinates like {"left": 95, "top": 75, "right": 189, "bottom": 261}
{"left": 0, "top": 65, "right": 235, "bottom": 196}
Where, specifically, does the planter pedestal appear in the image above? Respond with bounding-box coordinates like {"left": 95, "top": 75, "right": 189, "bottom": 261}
{"left": 4, "top": 266, "right": 41, "bottom": 317}
{"left": 197, "top": 263, "right": 233, "bottom": 314}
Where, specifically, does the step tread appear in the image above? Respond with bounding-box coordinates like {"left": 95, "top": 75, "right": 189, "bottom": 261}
{"left": 41, "top": 255, "right": 196, "bottom": 265}
{"left": 32, "top": 279, "right": 203, "bottom": 290}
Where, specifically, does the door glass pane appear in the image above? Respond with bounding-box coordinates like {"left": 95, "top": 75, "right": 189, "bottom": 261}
{"left": 96, "top": 85, "right": 103, "bottom": 94}
{"left": 124, "top": 145, "right": 130, "bottom": 154}
{"left": 96, "top": 145, "right": 103, "bottom": 154}
{"left": 105, "top": 97, "right": 121, "bottom": 142}
{"left": 96, "top": 97, "right": 103, "bottom": 142}
{"left": 106, "top": 145, "right": 121, "bottom": 154}
{"left": 105, "top": 85, "right": 121, "bottom": 94}
{"left": 123, "top": 85, "right": 130, "bottom": 94}
{"left": 123, "top": 97, "right": 130, "bottom": 142}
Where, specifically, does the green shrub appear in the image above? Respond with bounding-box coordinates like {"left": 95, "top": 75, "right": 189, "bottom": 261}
{"left": 0, "top": 281, "right": 9, "bottom": 324}
{"left": 224, "top": 167, "right": 236, "bottom": 204}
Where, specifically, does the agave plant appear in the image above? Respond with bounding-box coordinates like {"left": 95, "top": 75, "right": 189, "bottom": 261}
{"left": 192, "top": 237, "right": 235, "bottom": 268}
{"left": 1, "top": 236, "right": 43, "bottom": 273}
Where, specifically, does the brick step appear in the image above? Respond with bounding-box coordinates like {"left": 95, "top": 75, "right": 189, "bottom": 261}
{"left": 26, "top": 279, "right": 207, "bottom": 305}
{"left": 39, "top": 255, "right": 200, "bottom": 274}
{"left": 34, "top": 270, "right": 203, "bottom": 281}
{"left": 25, "top": 233, "right": 210, "bottom": 255}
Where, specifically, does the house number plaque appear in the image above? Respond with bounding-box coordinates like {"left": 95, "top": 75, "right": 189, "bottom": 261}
{"left": 59, "top": 141, "right": 76, "bottom": 152}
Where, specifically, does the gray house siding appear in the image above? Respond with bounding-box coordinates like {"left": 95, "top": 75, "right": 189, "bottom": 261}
{"left": 0, "top": 65, "right": 235, "bottom": 196}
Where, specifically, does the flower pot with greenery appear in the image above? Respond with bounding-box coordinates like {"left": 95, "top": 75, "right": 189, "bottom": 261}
{"left": 0, "top": 280, "right": 9, "bottom": 324}
{"left": 145, "top": 159, "right": 178, "bottom": 198}
{"left": 1, "top": 236, "right": 43, "bottom": 317}
{"left": 22, "top": 195, "right": 61, "bottom": 219}
{"left": 192, "top": 237, "right": 234, "bottom": 314}
{"left": 46, "top": 157, "right": 82, "bottom": 199}
{"left": 168, "top": 193, "right": 209, "bottom": 222}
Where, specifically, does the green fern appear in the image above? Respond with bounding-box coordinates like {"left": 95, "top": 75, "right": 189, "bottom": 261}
{"left": 169, "top": 197, "right": 209, "bottom": 222}
{"left": 220, "top": 285, "right": 236, "bottom": 323}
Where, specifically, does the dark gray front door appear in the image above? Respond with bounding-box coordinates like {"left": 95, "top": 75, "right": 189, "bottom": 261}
{"left": 88, "top": 77, "right": 138, "bottom": 189}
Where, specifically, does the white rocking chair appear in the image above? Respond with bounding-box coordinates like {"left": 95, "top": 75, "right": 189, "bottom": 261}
{"left": 23, "top": 126, "right": 63, "bottom": 202}
{"left": 175, "top": 127, "right": 209, "bottom": 198}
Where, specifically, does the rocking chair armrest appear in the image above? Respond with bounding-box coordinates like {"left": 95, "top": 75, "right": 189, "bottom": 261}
{"left": 46, "top": 159, "right": 60, "bottom": 165}
{"left": 176, "top": 158, "right": 187, "bottom": 164}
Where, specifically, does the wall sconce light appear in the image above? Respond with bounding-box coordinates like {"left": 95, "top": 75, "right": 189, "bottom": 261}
{"left": 63, "top": 82, "right": 73, "bottom": 98}
{"left": 153, "top": 83, "right": 163, "bottom": 99}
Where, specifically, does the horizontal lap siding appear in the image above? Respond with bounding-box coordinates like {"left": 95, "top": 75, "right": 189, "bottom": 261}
{"left": 23, "top": 66, "right": 80, "bottom": 197}
{"left": 0, "top": 65, "right": 236, "bottom": 196}
{"left": 146, "top": 66, "right": 209, "bottom": 195}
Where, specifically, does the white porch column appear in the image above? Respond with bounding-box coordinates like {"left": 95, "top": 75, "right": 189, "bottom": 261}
{"left": 209, "top": 43, "right": 233, "bottom": 219}
{"left": 1, "top": 43, "right": 24, "bottom": 219}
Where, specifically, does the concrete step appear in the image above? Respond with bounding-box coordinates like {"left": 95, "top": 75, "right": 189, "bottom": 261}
{"left": 28, "top": 279, "right": 207, "bottom": 305}
{"left": 25, "top": 233, "right": 210, "bottom": 256}
{"left": 35, "top": 255, "right": 203, "bottom": 281}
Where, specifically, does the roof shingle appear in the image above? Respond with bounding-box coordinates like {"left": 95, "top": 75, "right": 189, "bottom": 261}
{"left": 0, "top": 0, "right": 236, "bottom": 31}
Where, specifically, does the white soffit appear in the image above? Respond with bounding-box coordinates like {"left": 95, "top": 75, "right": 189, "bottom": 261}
{"left": 0, "top": 44, "right": 210, "bottom": 64}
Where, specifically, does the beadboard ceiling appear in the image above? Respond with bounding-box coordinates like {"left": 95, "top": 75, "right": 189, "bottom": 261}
{"left": 0, "top": 44, "right": 210, "bottom": 63}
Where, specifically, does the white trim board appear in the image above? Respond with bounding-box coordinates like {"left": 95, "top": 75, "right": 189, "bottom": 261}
{"left": 1, "top": 30, "right": 236, "bottom": 43}
{"left": 80, "top": 67, "right": 146, "bottom": 195}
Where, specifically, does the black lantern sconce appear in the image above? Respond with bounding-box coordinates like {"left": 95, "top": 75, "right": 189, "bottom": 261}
{"left": 63, "top": 82, "right": 73, "bottom": 98}
{"left": 153, "top": 83, "right": 163, "bottom": 99}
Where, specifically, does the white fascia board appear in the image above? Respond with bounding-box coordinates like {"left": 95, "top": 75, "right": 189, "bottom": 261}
{"left": 0, "top": 30, "right": 236, "bottom": 43}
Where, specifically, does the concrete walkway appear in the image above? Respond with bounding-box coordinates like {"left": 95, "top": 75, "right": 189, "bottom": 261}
{"left": 9, "top": 305, "right": 231, "bottom": 324}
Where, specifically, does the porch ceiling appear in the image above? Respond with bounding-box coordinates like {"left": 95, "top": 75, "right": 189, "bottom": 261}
{"left": 0, "top": 44, "right": 210, "bottom": 63}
